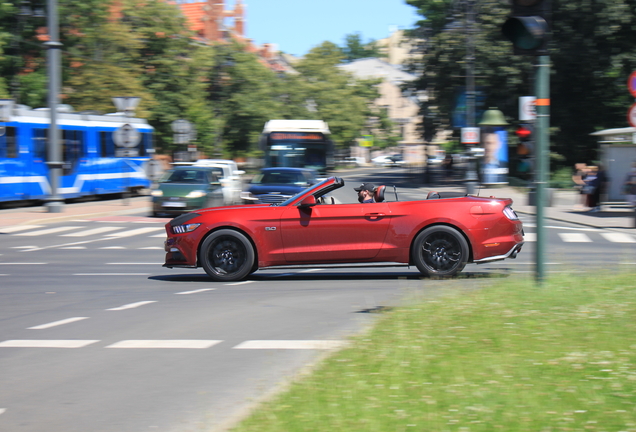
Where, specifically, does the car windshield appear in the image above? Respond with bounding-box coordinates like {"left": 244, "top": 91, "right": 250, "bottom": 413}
{"left": 162, "top": 169, "right": 209, "bottom": 184}
{"left": 251, "top": 171, "right": 309, "bottom": 185}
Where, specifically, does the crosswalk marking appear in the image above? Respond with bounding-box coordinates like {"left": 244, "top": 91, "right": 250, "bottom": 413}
{"left": 105, "top": 227, "right": 164, "bottom": 238}
{"left": 16, "top": 226, "right": 83, "bottom": 236}
{"left": 0, "top": 225, "right": 43, "bottom": 233}
{"left": 233, "top": 340, "right": 347, "bottom": 350}
{"left": 0, "top": 339, "right": 346, "bottom": 350}
{"left": 28, "top": 317, "right": 89, "bottom": 330}
{"left": 558, "top": 233, "right": 592, "bottom": 242}
{"left": 0, "top": 340, "right": 99, "bottom": 348}
{"left": 600, "top": 232, "right": 636, "bottom": 243}
{"left": 105, "top": 340, "right": 222, "bottom": 349}
{"left": 523, "top": 233, "right": 536, "bottom": 242}
{"left": 106, "top": 301, "right": 156, "bottom": 311}
{"left": 61, "top": 226, "right": 123, "bottom": 237}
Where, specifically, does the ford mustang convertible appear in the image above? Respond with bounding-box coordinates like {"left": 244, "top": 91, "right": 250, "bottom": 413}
{"left": 163, "top": 177, "right": 524, "bottom": 281}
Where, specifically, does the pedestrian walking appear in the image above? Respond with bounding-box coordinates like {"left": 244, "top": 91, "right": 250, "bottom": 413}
{"left": 572, "top": 163, "right": 589, "bottom": 210}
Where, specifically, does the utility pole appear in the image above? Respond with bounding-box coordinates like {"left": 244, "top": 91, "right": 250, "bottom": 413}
{"left": 44, "top": 0, "right": 63, "bottom": 213}
{"left": 534, "top": 56, "right": 550, "bottom": 282}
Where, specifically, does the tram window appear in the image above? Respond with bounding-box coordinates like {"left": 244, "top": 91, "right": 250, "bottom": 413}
{"left": 0, "top": 127, "right": 17, "bottom": 158}
{"left": 34, "top": 128, "right": 48, "bottom": 161}
{"left": 100, "top": 131, "right": 114, "bottom": 157}
{"left": 62, "top": 130, "right": 85, "bottom": 175}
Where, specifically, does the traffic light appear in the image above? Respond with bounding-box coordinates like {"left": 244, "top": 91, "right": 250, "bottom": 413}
{"left": 502, "top": 0, "right": 551, "bottom": 56}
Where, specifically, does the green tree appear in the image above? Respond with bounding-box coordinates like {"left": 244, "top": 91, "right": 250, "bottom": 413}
{"left": 405, "top": 0, "right": 636, "bottom": 168}
{"left": 204, "top": 41, "right": 286, "bottom": 158}
{"left": 295, "top": 42, "right": 383, "bottom": 148}
{"left": 340, "top": 32, "right": 384, "bottom": 63}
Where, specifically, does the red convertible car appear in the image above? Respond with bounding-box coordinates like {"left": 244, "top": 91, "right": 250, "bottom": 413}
{"left": 163, "top": 177, "right": 524, "bottom": 281}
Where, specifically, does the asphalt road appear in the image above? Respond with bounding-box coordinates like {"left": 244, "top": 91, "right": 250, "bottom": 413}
{"left": 1, "top": 167, "right": 634, "bottom": 431}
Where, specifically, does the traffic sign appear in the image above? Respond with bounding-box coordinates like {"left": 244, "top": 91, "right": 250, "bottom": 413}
{"left": 628, "top": 71, "right": 636, "bottom": 98}
{"left": 628, "top": 103, "right": 636, "bottom": 128}
{"left": 461, "top": 127, "right": 480, "bottom": 144}
{"left": 171, "top": 119, "right": 192, "bottom": 134}
{"left": 113, "top": 124, "right": 141, "bottom": 148}
{"left": 519, "top": 96, "right": 536, "bottom": 121}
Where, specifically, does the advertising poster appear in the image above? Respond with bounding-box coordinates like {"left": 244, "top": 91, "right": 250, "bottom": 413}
{"left": 481, "top": 127, "right": 508, "bottom": 184}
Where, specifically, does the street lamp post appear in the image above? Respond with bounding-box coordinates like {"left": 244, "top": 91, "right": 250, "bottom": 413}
{"left": 44, "top": 0, "right": 63, "bottom": 213}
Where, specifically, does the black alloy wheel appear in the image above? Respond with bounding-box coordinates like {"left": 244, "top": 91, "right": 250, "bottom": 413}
{"left": 412, "top": 225, "right": 469, "bottom": 277}
{"left": 200, "top": 229, "right": 255, "bottom": 282}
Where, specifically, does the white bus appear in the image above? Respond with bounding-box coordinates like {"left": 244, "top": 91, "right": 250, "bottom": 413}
{"left": 258, "top": 119, "right": 334, "bottom": 174}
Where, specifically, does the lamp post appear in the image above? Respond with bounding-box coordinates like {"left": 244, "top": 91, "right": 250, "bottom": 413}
{"left": 44, "top": 0, "right": 63, "bottom": 213}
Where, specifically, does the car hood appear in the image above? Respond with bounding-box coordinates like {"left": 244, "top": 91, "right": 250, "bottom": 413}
{"left": 247, "top": 184, "right": 306, "bottom": 195}
{"left": 157, "top": 183, "right": 209, "bottom": 198}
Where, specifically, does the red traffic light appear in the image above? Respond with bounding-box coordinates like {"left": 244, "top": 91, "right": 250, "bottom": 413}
{"left": 515, "top": 126, "right": 532, "bottom": 139}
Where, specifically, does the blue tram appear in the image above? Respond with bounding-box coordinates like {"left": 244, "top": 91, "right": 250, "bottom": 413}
{"left": 0, "top": 104, "right": 154, "bottom": 203}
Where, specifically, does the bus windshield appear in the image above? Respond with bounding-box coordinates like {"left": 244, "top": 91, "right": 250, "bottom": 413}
{"left": 259, "top": 121, "right": 333, "bottom": 175}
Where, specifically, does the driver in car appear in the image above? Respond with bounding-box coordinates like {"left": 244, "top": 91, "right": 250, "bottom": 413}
{"left": 354, "top": 183, "right": 375, "bottom": 203}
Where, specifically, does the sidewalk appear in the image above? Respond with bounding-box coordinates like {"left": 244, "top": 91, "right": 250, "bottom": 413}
{"left": 0, "top": 196, "right": 152, "bottom": 228}
{"left": 0, "top": 187, "right": 634, "bottom": 231}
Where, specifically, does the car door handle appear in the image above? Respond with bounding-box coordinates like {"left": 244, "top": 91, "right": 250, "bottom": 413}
{"left": 365, "top": 213, "right": 386, "bottom": 219}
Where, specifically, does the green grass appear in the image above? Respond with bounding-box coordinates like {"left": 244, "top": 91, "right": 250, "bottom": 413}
{"left": 232, "top": 272, "right": 636, "bottom": 432}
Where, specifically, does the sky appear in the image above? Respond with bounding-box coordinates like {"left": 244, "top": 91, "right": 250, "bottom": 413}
{"left": 238, "top": 0, "right": 420, "bottom": 57}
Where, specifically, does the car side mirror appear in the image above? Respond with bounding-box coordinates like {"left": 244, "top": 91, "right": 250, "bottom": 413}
{"left": 299, "top": 195, "right": 317, "bottom": 208}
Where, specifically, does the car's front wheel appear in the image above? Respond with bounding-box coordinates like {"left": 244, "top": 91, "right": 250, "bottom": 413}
{"left": 412, "top": 226, "right": 469, "bottom": 277}
{"left": 200, "top": 229, "right": 255, "bottom": 282}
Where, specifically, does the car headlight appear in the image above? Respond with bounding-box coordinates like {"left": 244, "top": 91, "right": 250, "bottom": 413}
{"left": 151, "top": 190, "right": 163, "bottom": 197}
{"left": 172, "top": 223, "right": 201, "bottom": 234}
{"left": 186, "top": 190, "right": 206, "bottom": 199}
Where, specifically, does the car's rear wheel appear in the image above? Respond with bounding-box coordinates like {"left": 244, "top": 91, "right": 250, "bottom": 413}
{"left": 412, "top": 226, "right": 468, "bottom": 277}
{"left": 200, "top": 229, "right": 255, "bottom": 282}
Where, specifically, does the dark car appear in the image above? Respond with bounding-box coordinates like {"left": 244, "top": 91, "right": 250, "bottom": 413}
{"left": 245, "top": 167, "right": 318, "bottom": 204}
{"left": 151, "top": 166, "right": 224, "bottom": 216}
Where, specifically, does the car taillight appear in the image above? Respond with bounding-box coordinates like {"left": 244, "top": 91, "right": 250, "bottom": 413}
{"left": 172, "top": 223, "right": 201, "bottom": 234}
{"left": 503, "top": 206, "right": 519, "bottom": 220}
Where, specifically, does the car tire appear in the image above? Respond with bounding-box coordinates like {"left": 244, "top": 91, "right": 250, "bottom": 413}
{"left": 200, "top": 229, "right": 255, "bottom": 282}
{"left": 412, "top": 226, "right": 468, "bottom": 277}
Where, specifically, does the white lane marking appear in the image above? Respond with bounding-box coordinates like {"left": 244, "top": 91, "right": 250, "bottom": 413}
{"left": 226, "top": 281, "right": 254, "bottom": 286}
{"left": 106, "top": 301, "right": 157, "bottom": 311}
{"left": 175, "top": 288, "right": 215, "bottom": 295}
{"left": 99, "top": 246, "right": 126, "bottom": 249}
{"left": 107, "top": 262, "right": 160, "bottom": 265}
{"left": 558, "top": 233, "right": 592, "bottom": 242}
{"left": 0, "top": 225, "right": 44, "bottom": 233}
{"left": 60, "top": 246, "right": 87, "bottom": 250}
{"left": 138, "top": 246, "right": 163, "bottom": 250}
{"left": 0, "top": 340, "right": 99, "bottom": 348}
{"left": 233, "top": 340, "right": 347, "bottom": 350}
{"left": 150, "top": 233, "right": 166, "bottom": 238}
{"left": 61, "top": 227, "right": 123, "bottom": 237}
{"left": 11, "top": 246, "right": 39, "bottom": 250}
{"left": 74, "top": 273, "right": 151, "bottom": 276}
{"left": 16, "top": 226, "right": 83, "bottom": 236}
{"left": 601, "top": 232, "right": 636, "bottom": 243}
{"left": 28, "top": 317, "right": 89, "bottom": 330}
{"left": 0, "top": 408, "right": 5, "bottom": 415}
{"left": 105, "top": 227, "right": 164, "bottom": 238}
{"left": 0, "top": 262, "right": 46, "bottom": 265}
{"left": 105, "top": 340, "right": 222, "bottom": 349}
{"left": 523, "top": 233, "right": 536, "bottom": 242}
